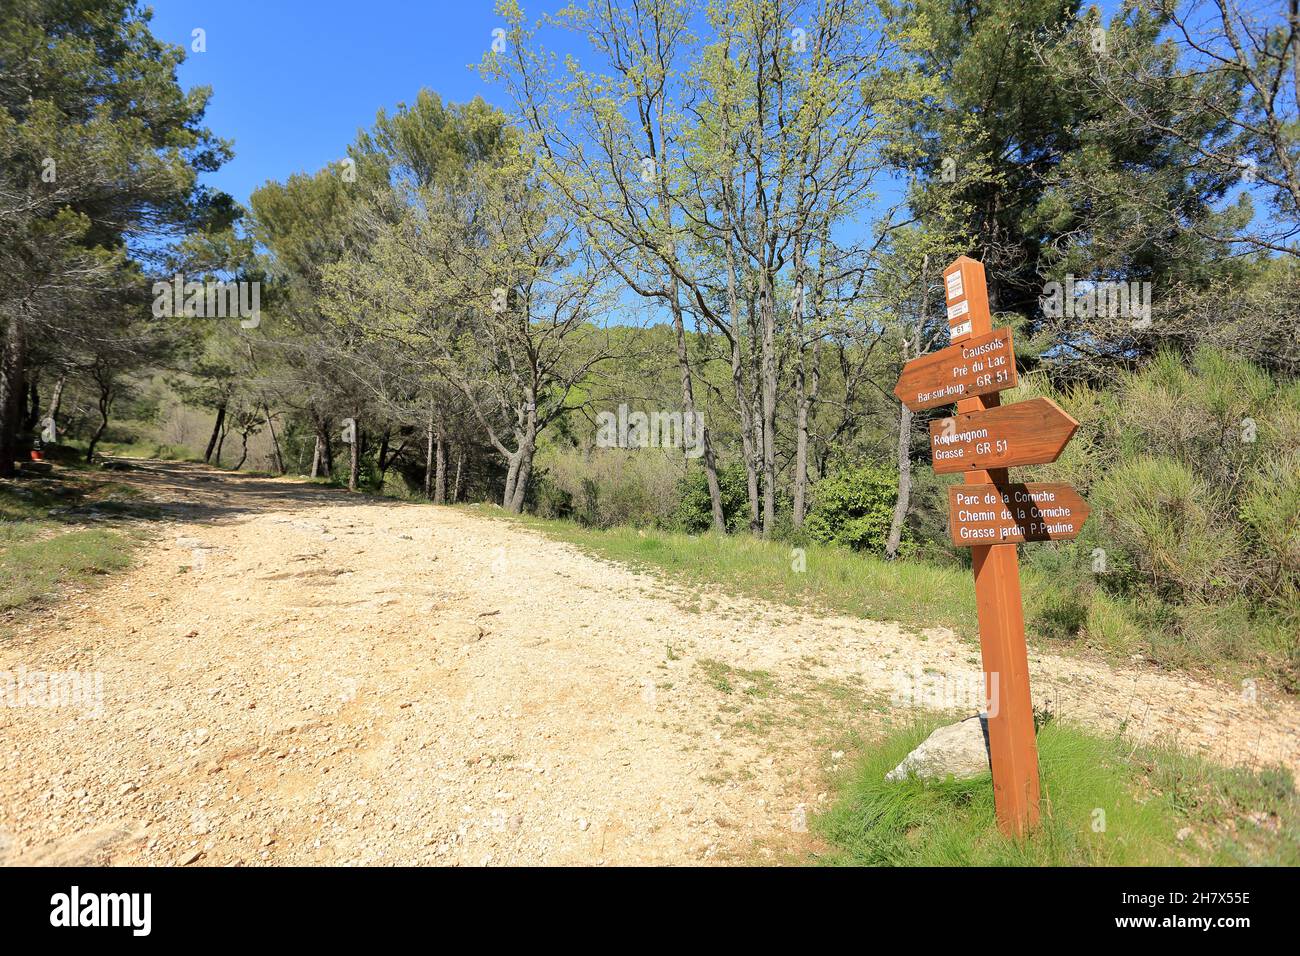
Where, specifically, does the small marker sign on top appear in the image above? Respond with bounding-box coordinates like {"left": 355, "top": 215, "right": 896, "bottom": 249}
{"left": 943, "top": 256, "right": 991, "bottom": 345}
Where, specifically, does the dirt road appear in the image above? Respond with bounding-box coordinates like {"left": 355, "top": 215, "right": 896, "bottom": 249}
{"left": 1, "top": 461, "right": 1295, "bottom": 866}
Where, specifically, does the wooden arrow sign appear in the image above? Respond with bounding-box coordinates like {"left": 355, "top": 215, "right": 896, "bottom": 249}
{"left": 893, "top": 327, "right": 1017, "bottom": 412}
{"left": 948, "top": 483, "right": 1090, "bottom": 546}
{"left": 929, "top": 397, "right": 1079, "bottom": 474}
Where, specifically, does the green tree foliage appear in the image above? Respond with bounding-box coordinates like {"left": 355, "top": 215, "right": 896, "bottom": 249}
{"left": 802, "top": 463, "right": 899, "bottom": 551}
{"left": 0, "top": 0, "right": 232, "bottom": 474}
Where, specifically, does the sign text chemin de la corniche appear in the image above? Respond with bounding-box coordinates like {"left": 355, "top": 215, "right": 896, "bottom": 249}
{"left": 947, "top": 482, "right": 1090, "bottom": 545}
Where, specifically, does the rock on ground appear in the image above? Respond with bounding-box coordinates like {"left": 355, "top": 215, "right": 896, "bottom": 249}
{"left": 886, "top": 716, "right": 990, "bottom": 782}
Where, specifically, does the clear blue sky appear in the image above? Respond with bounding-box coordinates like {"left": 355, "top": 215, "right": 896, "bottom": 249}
{"left": 147, "top": 0, "right": 528, "bottom": 208}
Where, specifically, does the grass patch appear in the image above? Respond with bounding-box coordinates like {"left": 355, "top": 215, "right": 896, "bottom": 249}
{"left": 0, "top": 468, "right": 143, "bottom": 613}
{"left": 697, "top": 658, "right": 776, "bottom": 698}
{"left": 64, "top": 437, "right": 200, "bottom": 463}
{"left": 814, "top": 717, "right": 1299, "bottom": 866}
{"left": 510, "top": 515, "right": 981, "bottom": 640}
{"left": 0, "top": 528, "right": 134, "bottom": 610}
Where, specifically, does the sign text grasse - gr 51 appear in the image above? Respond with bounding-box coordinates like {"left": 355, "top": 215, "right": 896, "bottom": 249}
{"left": 928, "top": 397, "right": 1078, "bottom": 474}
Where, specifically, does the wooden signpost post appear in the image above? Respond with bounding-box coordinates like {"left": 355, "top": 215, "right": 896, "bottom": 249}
{"left": 893, "top": 255, "right": 1090, "bottom": 838}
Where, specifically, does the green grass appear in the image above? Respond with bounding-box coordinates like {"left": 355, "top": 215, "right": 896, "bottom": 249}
{"left": 814, "top": 717, "right": 1299, "bottom": 866}
{"left": 0, "top": 468, "right": 143, "bottom": 613}
{"left": 509, "top": 514, "right": 982, "bottom": 639}
{"left": 70, "top": 438, "right": 201, "bottom": 463}
{"left": 0, "top": 528, "right": 134, "bottom": 610}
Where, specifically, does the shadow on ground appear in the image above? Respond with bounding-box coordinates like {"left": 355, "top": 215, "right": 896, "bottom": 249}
{"left": 8, "top": 457, "right": 397, "bottom": 527}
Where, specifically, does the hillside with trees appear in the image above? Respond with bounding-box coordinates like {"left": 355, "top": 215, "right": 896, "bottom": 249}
{"left": 3, "top": 1, "right": 1297, "bottom": 682}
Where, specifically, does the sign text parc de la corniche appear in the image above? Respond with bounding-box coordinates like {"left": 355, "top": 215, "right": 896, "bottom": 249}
{"left": 893, "top": 256, "right": 1089, "bottom": 839}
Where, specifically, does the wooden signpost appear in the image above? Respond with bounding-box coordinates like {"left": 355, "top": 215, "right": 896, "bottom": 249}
{"left": 893, "top": 255, "right": 1090, "bottom": 839}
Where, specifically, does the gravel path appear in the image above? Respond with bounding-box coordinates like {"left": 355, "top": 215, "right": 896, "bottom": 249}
{"left": 1, "top": 461, "right": 1295, "bottom": 866}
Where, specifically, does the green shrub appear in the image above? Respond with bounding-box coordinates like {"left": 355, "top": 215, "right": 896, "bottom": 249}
{"left": 533, "top": 447, "right": 683, "bottom": 529}
{"left": 672, "top": 461, "right": 752, "bottom": 533}
{"left": 1031, "top": 588, "right": 1089, "bottom": 642}
{"left": 1083, "top": 591, "right": 1145, "bottom": 655}
{"left": 530, "top": 471, "right": 574, "bottom": 520}
{"left": 1240, "top": 451, "right": 1300, "bottom": 596}
{"left": 1091, "top": 456, "right": 1238, "bottom": 602}
{"left": 803, "top": 463, "right": 897, "bottom": 552}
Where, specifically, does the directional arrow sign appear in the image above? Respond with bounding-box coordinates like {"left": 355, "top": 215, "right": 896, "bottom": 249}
{"left": 893, "top": 327, "right": 1017, "bottom": 412}
{"left": 948, "top": 483, "right": 1090, "bottom": 546}
{"left": 929, "top": 397, "right": 1079, "bottom": 474}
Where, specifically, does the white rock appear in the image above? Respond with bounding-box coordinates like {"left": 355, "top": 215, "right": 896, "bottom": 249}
{"left": 885, "top": 716, "right": 990, "bottom": 782}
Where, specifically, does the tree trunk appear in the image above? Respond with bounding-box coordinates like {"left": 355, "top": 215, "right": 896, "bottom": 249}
{"left": 793, "top": 356, "right": 810, "bottom": 529}
{"left": 234, "top": 429, "right": 251, "bottom": 470}
{"left": 792, "top": 238, "right": 823, "bottom": 530}
{"left": 377, "top": 429, "right": 391, "bottom": 485}
{"left": 0, "top": 307, "right": 28, "bottom": 477}
{"left": 86, "top": 381, "right": 112, "bottom": 464}
{"left": 723, "top": 237, "right": 760, "bottom": 532}
{"left": 434, "top": 427, "right": 447, "bottom": 505}
{"left": 214, "top": 422, "right": 226, "bottom": 467}
{"left": 315, "top": 417, "right": 335, "bottom": 478}
{"left": 669, "top": 289, "right": 724, "bottom": 532}
{"left": 791, "top": 246, "right": 809, "bottom": 529}
{"left": 885, "top": 395, "right": 914, "bottom": 561}
{"left": 47, "top": 372, "right": 66, "bottom": 436}
{"left": 507, "top": 432, "right": 535, "bottom": 514}
{"left": 502, "top": 448, "right": 520, "bottom": 509}
{"left": 759, "top": 281, "right": 778, "bottom": 537}
{"left": 887, "top": 256, "right": 930, "bottom": 561}
{"left": 264, "top": 404, "right": 285, "bottom": 474}
{"left": 423, "top": 414, "right": 435, "bottom": 499}
{"left": 310, "top": 434, "right": 324, "bottom": 478}
{"left": 204, "top": 402, "right": 227, "bottom": 464}
{"left": 453, "top": 450, "right": 463, "bottom": 503}
{"left": 348, "top": 421, "right": 360, "bottom": 492}
{"left": 508, "top": 446, "right": 534, "bottom": 514}
{"left": 24, "top": 375, "right": 39, "bottom": 432}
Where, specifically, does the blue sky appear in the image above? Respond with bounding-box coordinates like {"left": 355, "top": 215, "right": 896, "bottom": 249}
{"left": 147, "top": 0, "right": 525, "bottom": 208}
{"left": 149, "top": 1, "right": 1138, "bottom": 213}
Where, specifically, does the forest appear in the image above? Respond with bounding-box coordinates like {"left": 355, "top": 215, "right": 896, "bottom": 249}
{"left": 2, "top": 0, "right": 1298, "bottom": 688}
